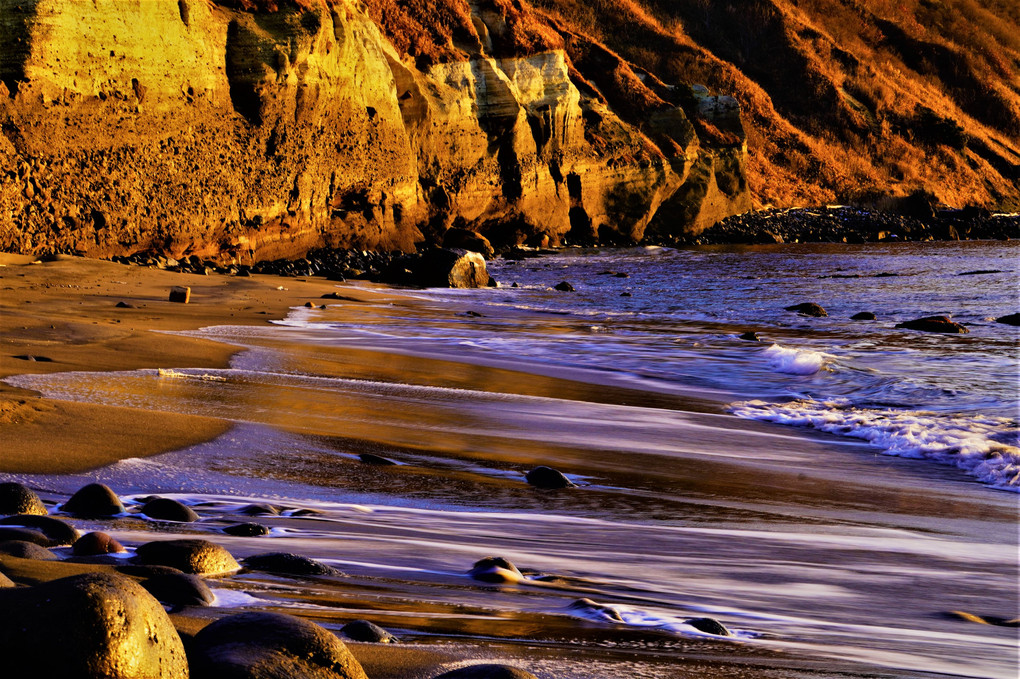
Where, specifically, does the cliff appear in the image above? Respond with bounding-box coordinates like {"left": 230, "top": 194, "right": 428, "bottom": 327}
{"left": 0, "top": 0, "right": 750, "bottom": 262}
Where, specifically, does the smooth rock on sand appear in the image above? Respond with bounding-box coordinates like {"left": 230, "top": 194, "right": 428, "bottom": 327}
{"left": 189, "top": 611, "right": 368, "bottom": 679}
{"left": 243, "top": 552, "right": 343, "bottom": 576}
{"left": 432, "top": 664, "right": 538, "bottom": 679}
{"left": 0, "top": 482, "right": 47, "bottom": 516}
{"left": 134, "top": 539, "right": 240, "bottom": 576}
{"left": 0, "top": 572, "right": 188, "bottom": 678}
{"left": 468, "top": 557, "right": 524, "bottom": 584}
{"left": 895, "top": 315, "right": 969, "bottom": 333}
{"left": 62, "top": 483, "right": 125, "bottom": 518}
{"left": 685, "top": 616, "right": 731, "bottom": 636}
{"left": 785, "top": 302, "right": 828, "bottom": 317}
{"left": 73, "top": 531, "right": 126, "bottom": 556}
{"left": 0, "top": 540, "right": 59, "bottom": 560}
{"left": 341, "top": 620, "right": 396, "bottom": 643}
{"left": 525, "top": 466, "right": 575, "bottom": 489}
{"left": 0, "top": 514, "right": 79, "bottom": 545}
{"left": 141, "top": 572, "right": 215, "bottom": 607}
{"left": 0, "top": 526, "right": 52, "bottom": 545}
{"left": 141, "top": 497, "right": 200, "bottom": 522}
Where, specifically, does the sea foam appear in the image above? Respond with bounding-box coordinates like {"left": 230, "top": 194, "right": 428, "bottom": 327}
{"left": 730, "top": 398, "right": 1020, "bottom": 491}
{"left": 762, "top": 343, "right": 832, "bottom": 375}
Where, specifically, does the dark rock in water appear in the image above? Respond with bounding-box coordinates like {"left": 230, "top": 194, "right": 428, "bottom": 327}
{"left": 995, "top": 313, "right": 1020, "bottom": 326}
{"left": 468, "top": 556, "right": 524, "bottom": 583}
{"left": 0, "top": 515, "right": 79, "bottom": 545}
{"left": 394, "top": 248, "right": 489, "bottom": 288}
{"left": 73, "top": 531, "right": 125, "bottom": 556}
{"left": 13, "top": 354, "right": 53, "bottom": 362}
{"left": 554, "top": 281, "right": 575, "bottom": 292}
{"left": 0, "top": 540, "right": 58, "bottom": 560}
{"left": 0, "top": 572, "right": 188, "bottom": 678}
{"left": 958, "top": 269, "right": 1002, "bottom": 276}
{"left": 458, "top": 310, "right": 484, "bottom": 317}
{"left": 568, "top": 597, "right": 624, "bottom": 623}
{"left": 0, "top": 482, "right": 47, "bottom": 516}
{"left": 895, "top": 315, "right": 968, "bottom": 333}
{"left": 134, "top": 539, "right": 240, "bottom": 575}
{"left": 304, "top": 301, "right": 315, "bottom": 308}
{"left": 525, "top": 466, "right": 575, "bottom": 489}
{"left": 851, "top": 311, "right": 877, "bottom": 321}
{"left": 243, "top": 552, "right": 342, "bottom": 576}
{"left": 684, "top": 617, "right": 731, "bottom": 636}
{"left": 141, "top": 572, "right": 215, "bottom": 607}
{"left": 738, "top": 331, "right": 760, "bottom": 341}
{"left": 341, "top": 619, "right": 396, "bottom": 643}
{"left": 141, "top": 497, "right": 199, "bottom": 523}
{"left": 784, "top": 302, "right": 827, "bottom": 317}
{"left": 614, "top": 272, "right": 630, "bottom": 278}
{"left": 238, "top": 503, "right": 280, "bottom": 516}
{"left": 189, "top": 611, "right": 368, "bottom": 679}
{"left": 62, "top": 483, "right": 125, "bottom": 518}
{"left": 432, "top": 664, "right": 538, "bottom": 679}
{"left": 0, "top": 526, "right": 51, "bottom": 546}
{"left": 224, "top": 522, "right": 269, "bottom": 537}
{"left": 443, "top": 227, "right": 495, "bottom": 259}
{"left": 359, "top": 453, "right": 397, "bottom": 466}
{"left": 620, "top": 291, "right": 631, "bottom": 297}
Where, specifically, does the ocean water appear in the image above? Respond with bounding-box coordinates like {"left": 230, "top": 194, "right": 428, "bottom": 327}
{"left": 4, "top": 240, "right": 1018, "bottom": 678}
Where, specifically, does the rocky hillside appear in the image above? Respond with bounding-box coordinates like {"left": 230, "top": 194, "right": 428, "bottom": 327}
{"left": 0, "top": 0, "right": 749, "bottom": 262}
{"left": 530, "top": 0, "right": 1020, "bottom": 210}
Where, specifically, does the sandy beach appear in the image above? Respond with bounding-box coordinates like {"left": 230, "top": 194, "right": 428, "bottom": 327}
{"left": 1, "top": 252, "right": 1016, "bottom": 679}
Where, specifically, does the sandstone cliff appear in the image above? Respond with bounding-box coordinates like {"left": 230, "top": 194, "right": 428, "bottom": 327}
{"left": 0, "top": 0, "right": 750, "bottom": 262}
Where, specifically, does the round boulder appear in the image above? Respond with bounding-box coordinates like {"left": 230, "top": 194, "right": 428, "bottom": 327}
{"left": 554, "top": 281, "right": 575, "bottom": 292}
{"left": 0, "top": 482, "right": 46, "bottom": 516}
{"left": 341, "top": 620, "right": 396, "bottom": 643}
{"left": 0, "top": 526, "right": 51, "bottom": 546}
{"left": 0, "top": 572, "right": 188, "bottom": 678}
{"left": 995, "top": 313, "right": 1020, "bottom": 326}
{"left": 442, "top": 227, "right": 495, "bottom": 259}
{"left": 62, "top": 483, "right": 125, "bottom": 518}
{"left": 525, "top": 466, "right": 574, "bottom": 489}
{"left": 684, "top": 617, "right": 731, "bottom": 636}
{"left": 73, "top": 531, "right": 126, "bottom": 556}
{"left": 432, "top": 664, "right": 538, "bottom": 679}
{"left": 140, "top": 498, "right": 199, "bottom": 523}
{"left": 243, "top": 552, "right": 342, "bottom": 576}
{"left": 0, "top": 540, "right": 58, "bottom": 560}
{"left": 141, "top": 572, "right": 215, "bottom": 607}
{"left": 785, "top": 302, "right": 827, "bottom": 317}
{"left": 0, "top": 514, "right": 79, "bottom": 545}
{"left": 851, "top": 311, "right": 877, "bottom": 321}
{"left": 737, "top": 331, "right": 760, "bottom": 341}
{"left": 134, "top": 539, "right": 240, "bottom": 576}
{"left": 223, "top": 522, "right": 269, "bottom": 537}
{"left": 895, "top": 315, "right": 968, "bottom": 333}
{"left": 238, "top": 503, "right": 280, "bottom": 517}
{"left": 468, "top": 556, "right": 523, "bottom": 584}
{"left": 189, "top": 611, "right": 368, "bottom": 679}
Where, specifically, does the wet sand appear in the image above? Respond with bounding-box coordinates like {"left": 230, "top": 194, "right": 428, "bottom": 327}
{"left": 1, "top": 254, "right": 1017, "bottom": 678}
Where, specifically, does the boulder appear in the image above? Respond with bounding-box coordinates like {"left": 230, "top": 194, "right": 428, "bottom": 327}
{"left": 0, "top": 540, "right": 58, "bottom": 560}
{"left": 62, "top": 483, "right": 125, "bottom": 518}
{"left": 134, "top": 539, "right": 240, "bottom": 576}
{"left": 737, "top": 331, "right": 760, "bottom": 341}
{"left": 340, "top": 620, "right": 396, "bottom": 643}
{"left": 0, "top": 573, "right": 188, "bottom": 678}
{"left": 140, "top": 498, "right": 200, "bottom": 523}
{"left": 432, "top": 664, "right": 538, "bottom": 679}
{"left": 0, "top": 514, "right": 79, "bottom": 545}
{"left": 554, "top": 281, "right": 575, "bottom": 292}
{"left": 189, "top": 611, "right": 368, "bottom": 679}
{"left": 169, "top": 286, "right": 191, "bottom": 303}
{"left": 851, "top": 311, "right": 877, "bottom": 320}
{"left": 784, "top": 302, "right": 827, "bottom": 317}
{"left": 73, "top": 531, "right": 126, "bottom": 556}
{"left": 243, "top": 552, "right": 342, "bottom": 577}
{"left": 238, "top": 503, "right": 280, "bottom": 516}
{"left": 684, "top": 616, "right": 731, "bottom": 636}
{"left": 223, "top": 522, "right": 270, "bottom": 537}
{"left": 524, "top": 466, "right": 575, "bottom": 489}
{"left": 895, "top": 315, "right": 968, "bottom": 333}
{"left": 0, "top": 526, "right": 51, "bottom": 546}
{"left": 141, "top": 572, "right": 215, "bottom": 607}
{"left": 468, "top": 557, "right": 524, "bottom": 584}
{"left": 442, "top": 228, "right": 495, "bottom": 259}
{"left": 415, "top": 248, "right": 489, "bottom": 288}
{"left": 995, "top": 313, "right": 1020, "bottom": 326}
{"left": 0, "top": 482, "right": 47, "bottom": 516}
{"left": 568, "top": 597, "right": 624, "bottom": 622}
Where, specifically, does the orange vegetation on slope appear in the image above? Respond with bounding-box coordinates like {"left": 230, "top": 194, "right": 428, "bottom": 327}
{"left": 525, "top": 0, "right": 1020, "bottom": 210}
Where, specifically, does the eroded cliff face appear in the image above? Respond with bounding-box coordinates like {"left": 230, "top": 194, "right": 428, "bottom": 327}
{"left": 0, "top": 0, "right": 750, "bottom": 261}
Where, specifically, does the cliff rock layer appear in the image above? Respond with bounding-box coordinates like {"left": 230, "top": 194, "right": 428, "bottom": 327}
{"left": 0, "top": 0, "right": 749, "bottom": 261}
